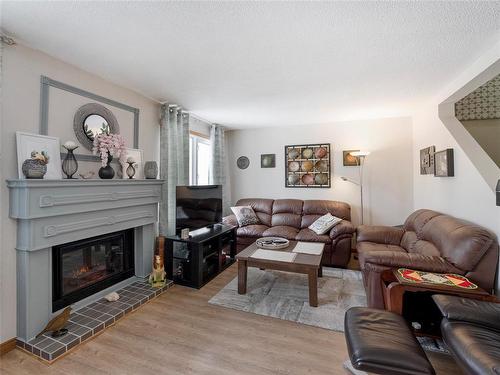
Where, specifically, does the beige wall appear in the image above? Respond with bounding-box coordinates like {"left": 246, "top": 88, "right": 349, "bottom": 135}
{"left": 227, "top": 117, "right": 414, "bottom": 226}
{"left": 0, "top": 44, "right": 160, "bottom": 342}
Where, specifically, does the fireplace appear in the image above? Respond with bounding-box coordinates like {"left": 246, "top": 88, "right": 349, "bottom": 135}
{"left": 52, "top": 229, "right": 135, "bottom": 311}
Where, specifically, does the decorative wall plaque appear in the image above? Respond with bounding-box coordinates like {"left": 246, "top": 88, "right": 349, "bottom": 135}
{"left": 285, "top": 143, "right": 331, "bottom": 188}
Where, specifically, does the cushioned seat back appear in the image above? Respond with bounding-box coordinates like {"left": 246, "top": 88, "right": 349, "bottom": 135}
{"left": 403, "top": 209, "right": 495, "bottom": 272}
{"left": 235, "top": 198, "right": 274, "bottom": 226}
{"left": 301, "top": 200, "right": 351, "bottom": 228}
{"left": 271, "top": 199, "right": 303, "bottom": 228}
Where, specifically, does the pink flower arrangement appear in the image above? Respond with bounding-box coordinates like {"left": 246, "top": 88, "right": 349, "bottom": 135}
{"left": 92, "top": 133, "right": 127, "bottom": 166}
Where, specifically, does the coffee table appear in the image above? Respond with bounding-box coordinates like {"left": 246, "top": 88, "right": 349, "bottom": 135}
{"left": 235, "top": 241, "right": 324, "bottom": 307}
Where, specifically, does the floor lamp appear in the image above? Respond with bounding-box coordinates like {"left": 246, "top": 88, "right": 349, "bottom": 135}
{"left": 341, "top": 151, "right": 370, "bottom": 225}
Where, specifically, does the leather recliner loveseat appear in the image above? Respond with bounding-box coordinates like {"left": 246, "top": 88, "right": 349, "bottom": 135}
{"left": 223, "top": 198, "right": 355, "bottom": 267}
{"left": 356, "top": 209, "right": 499, "bottom": 308}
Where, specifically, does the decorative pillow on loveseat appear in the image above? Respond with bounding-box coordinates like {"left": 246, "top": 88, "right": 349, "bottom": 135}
{"left": 309, "top": 213, "right": 342, "bottom": 235}
{"left": 230, "top": 206, "right": 260, "bottom": 227}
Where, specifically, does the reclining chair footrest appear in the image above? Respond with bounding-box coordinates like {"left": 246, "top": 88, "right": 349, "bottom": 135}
{"left": 344, "top": 307, "right": 435, "bottom": 375}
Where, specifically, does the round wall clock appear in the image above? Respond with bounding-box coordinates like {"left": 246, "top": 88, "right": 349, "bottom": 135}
{"left": 237, "top": 156, "right": 250, "bottom": 169}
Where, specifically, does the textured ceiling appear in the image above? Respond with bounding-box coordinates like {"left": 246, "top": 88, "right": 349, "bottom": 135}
{"left": 2, "top": 1, "right": 500, "bottom": 128}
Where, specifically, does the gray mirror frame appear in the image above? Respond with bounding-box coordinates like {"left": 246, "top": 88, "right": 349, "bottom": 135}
{"left": 40, "top": 76, "right": 139, "bottom": 162}
{"left": 74, "top": 103, "right": 120, "bottom": 151}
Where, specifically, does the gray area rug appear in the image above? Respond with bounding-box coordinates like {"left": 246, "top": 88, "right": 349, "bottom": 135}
{"left": 209, "top": 267, "right": 447, "bottom": 353}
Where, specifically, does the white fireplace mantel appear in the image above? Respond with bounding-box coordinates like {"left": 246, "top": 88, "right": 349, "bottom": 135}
{"left": 7, "top": 179, "right": 164, "bottom": 341}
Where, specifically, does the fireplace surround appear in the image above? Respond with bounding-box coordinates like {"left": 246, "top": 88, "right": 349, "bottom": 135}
{"left": 7, "top": 179, "right": 164, "bottom": 341}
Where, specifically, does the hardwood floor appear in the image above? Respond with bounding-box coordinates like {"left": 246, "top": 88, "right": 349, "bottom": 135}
{"left": 0, "top": 265, "right": 461, "bottom": 374}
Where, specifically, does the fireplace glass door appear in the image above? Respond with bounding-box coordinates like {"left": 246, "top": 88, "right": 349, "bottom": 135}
{"left": 53, "top": 230, "right": 134, "bottom": 311}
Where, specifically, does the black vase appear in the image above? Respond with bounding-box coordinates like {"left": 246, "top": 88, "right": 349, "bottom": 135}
{"left": 98, "top": 152, "right": 115, "bottom": 179}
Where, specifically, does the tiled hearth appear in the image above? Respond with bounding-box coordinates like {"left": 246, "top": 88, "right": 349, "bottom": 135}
{"left": 16, "top": 279, "right": 172, "bottom": 363}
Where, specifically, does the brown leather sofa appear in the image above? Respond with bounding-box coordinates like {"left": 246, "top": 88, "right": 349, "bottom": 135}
{"left": 223, "top": 198, "right": 355, "bottom": 267}
{"left": 357, "top": 209, "right": 499, "bottom": 308}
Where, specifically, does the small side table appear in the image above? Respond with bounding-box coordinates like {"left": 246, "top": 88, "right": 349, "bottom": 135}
{"left": 381, "top": 269, "right": 496, "bottom": 315}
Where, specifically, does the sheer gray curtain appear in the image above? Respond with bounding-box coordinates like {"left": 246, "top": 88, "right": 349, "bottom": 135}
{"left": 159, "top": 104, "right": 189, "bottom": 235}
{"left": 209, "top": 124, "right": 230, "bottom": 215}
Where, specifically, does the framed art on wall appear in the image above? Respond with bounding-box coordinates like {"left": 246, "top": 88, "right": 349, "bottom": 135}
{"left": 285, "top": 143, "right": 330, "bottom": 188}
{"left": 261, "top": 154, "right": 276, "bottom": 168}
{"left": 434, "top": 148, "right": 454, "bottom": 177}
{"left": 420, "top": 146, "right": 435, "bottom": 174}
{"left": 343, "top": 150, "right": 360, "bottom": 166}
{"left": 16, "top": 131, "right": 63, "bottom": 179}
{"left": 122, "top": 148, "right": 144, "bottom": 179}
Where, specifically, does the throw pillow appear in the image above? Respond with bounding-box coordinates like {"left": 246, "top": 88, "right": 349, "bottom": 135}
{"left": 309, "top": 213, "right": 342, "bottom": 235}
{"left": 231, "top": 206, "right": 260, "bottom": 227}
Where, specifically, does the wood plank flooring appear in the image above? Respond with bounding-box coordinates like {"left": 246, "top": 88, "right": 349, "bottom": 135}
{"left": 0, "top": 265, "right": 461, "bottom": 374}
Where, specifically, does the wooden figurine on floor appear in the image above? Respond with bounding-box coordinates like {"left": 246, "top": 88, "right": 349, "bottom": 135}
{"left": 149, "top": 236, "right": 166, "bottom": 288}
{"left": 36, "top": 306, "right": 72, "bottom": 338}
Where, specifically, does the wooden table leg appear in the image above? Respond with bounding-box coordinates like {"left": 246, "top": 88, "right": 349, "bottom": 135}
{"left": 308, "top": 269, "right": 318, "bottom": 307}
{"left": 238, "top": 260, "right": 247, "bottom": 294}
{"left": 385, "top": 282, "right": 404, "bottom": 314}
{"left": 318, "top": 265, "right": 323, "bottom": 278}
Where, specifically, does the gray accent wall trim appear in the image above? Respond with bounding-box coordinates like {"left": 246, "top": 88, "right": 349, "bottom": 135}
{"left": 40, "top": 76, "right": 140, "bottom": 148}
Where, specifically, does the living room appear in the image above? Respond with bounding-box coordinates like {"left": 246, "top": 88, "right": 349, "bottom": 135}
{"left": 1, "top": 2, "right": 499, "bottom": 374}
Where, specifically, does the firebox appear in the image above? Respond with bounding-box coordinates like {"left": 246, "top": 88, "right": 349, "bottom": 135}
{"left": 52, "top": 229, "right": 135, "bottom": 311}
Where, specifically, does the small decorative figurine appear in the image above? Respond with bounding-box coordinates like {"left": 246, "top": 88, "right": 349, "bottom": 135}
{"left": 149, "top": 237, "right": 166, "bottom": 288}
{"left": 36, "top": 306, "right": 71, "bottom": 338}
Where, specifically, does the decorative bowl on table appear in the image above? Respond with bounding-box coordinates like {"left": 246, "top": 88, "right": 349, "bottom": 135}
{"left": 256, "top": 237, "right": 290, "bottom": 250}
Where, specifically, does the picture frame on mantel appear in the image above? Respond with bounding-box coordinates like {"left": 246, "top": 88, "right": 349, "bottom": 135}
{"left": 16, "top": 131, "right": 63, "bottom": 179}
{"left": 39, "top": 76, "right": 140, "bottom": 163}
{"left": 122, "top": 148, "right": 144, "bottom": 179}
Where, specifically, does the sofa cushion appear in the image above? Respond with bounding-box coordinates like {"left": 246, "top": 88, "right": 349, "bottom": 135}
{"left": 357, "top": 242, "right": 406, "bottom": 269}
{"left": 271, "top": 213, "right": 302, "bottom": 228}
{"left": 421, "top": 215, "right": 494, "bottom": 271}
{"left": 303, "top": 200, "right": 351, "bottom": 220}
{"left": 236, "top": 225, "right": 270, "bottom": 238}
{"left": 404, "top": 209, "right": 442, "bottom": 235}
{"left": 263, "top": 226, "right": 299, "bottom": 240}
{"left": 272, "top": 199, "right": 303, "bottom": 214}
{"left": 295, "top": 228, "right": 332, "bottom": 243}
{"left": 231, "top": 206, "right": 260, "bottom": 227}
{"left": 309, "top": 213, "right": 342, "bottom": 235}
{"left": 235, "top": 198, "right": 273, "bottom": 226}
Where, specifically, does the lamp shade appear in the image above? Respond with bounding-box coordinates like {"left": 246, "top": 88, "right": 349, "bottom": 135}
{"left": 349, "top": 151, "right": 370, "bottom": 157}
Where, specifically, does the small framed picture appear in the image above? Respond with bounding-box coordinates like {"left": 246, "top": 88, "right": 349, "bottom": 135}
{"left": 343, "top": 150, "right": 360, "bottom": 166}
{"left": 122, "top": 148, "right": 144, "bottom": 179}
{"left": 434, "top": 149, "right": 454, "bottom": 177}
{"left": 16, "top": 131, "right": 62, "bottom": 179}
{"left": 261, "top": 154, "right": 276, "bottom": 168}
{"left": 420, "top": 146, "right": 435, "bottom": 174}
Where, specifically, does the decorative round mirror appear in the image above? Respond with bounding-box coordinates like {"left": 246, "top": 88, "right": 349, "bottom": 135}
{"left": 74, "top": 103, "right": 119, "bottom": 151}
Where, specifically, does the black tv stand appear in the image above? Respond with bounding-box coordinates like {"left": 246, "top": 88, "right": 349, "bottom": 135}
{"left": 165, "top": 224, "right": 236, "bottom": 289}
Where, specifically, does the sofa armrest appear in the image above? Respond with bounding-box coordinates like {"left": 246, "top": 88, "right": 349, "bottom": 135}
{"left": 222, "top": 214, "right": 238, "bottom": 228}
{"left": 356, "top": 225, "right": 404, "bottom": 245}
{"left": 363, "top": 251, "right": 460, "bottom": 274}
{"left": 330, "top": 220, "right": 355, "bottom": 239}
{"left": 432, "top": 295, "right": 500, "bottom": 331}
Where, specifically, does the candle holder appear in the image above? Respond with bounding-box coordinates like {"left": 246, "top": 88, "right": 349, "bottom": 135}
{"left": 126, "top": 161, "right": 136, "bottom": 179}
{"left": 62, "top": 143, "right": 79, "bottom": 179}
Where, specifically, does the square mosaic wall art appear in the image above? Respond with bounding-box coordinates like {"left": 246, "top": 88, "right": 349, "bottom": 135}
{"left": 285, "top": 143, "right": 330, "bottom": 188}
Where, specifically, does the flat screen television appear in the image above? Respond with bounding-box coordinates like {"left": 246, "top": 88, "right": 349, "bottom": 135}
{"left": 176, "top": 185, "right": 223, "bottom": 232}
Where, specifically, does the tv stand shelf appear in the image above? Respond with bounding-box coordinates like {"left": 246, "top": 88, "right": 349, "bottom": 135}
{"left": 164, "top": 224, "right": 236, "bottom": 289}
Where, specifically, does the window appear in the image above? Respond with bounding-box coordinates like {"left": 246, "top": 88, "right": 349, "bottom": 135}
{"left": 189, "top": 133, "right": 210, "bottom": 185}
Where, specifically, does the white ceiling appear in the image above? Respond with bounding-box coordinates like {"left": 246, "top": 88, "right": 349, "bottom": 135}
{"left": 2, "top": 1, "right": 500, "bottom": 128}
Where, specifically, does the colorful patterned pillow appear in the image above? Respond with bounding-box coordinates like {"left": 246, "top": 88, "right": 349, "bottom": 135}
{"left": 230, "top": 206, "right": 260, "bottom": 227}
{"left": 309, "top": 213, "right": 342, "bottom": 235}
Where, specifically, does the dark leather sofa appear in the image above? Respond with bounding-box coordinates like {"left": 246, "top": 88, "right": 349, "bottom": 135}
{"left": 433, "top": 295, "right": 500, "bottom": 375}
{"left": 356, "top": 209, "right": 499, "bottom": 308}
{"left": 223, "top": 198, "right": 355, "bottom": 267}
